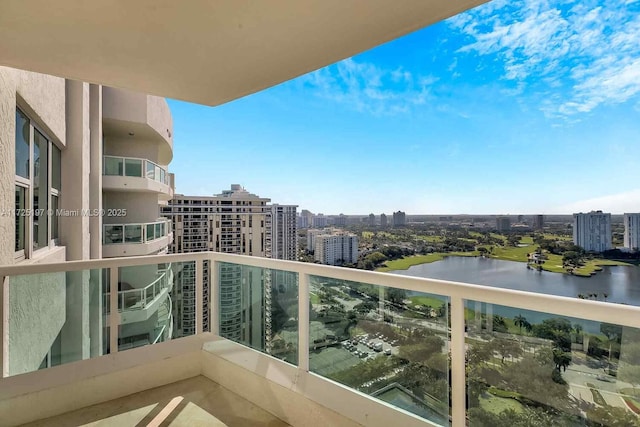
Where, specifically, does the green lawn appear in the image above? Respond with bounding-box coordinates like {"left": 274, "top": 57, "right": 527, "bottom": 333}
{"left": 479, "top": 392, "right": 525, "bottom": 415}
{"left": 310, "top": 292, "right": 320, "bottom": 304}
{"left": 409, "top": 295, "right": 447, "bottom": 307}
{"left": 543, "top": 233, "right": 572, "bottom": 241}
{"left": 519, "top": 236, "right": 534, "bottom": 244}
{"left": 541, "top": 255, "right": 634, "bottom": 277}
{"left": 486, "top": 244, "right": 535, "bottom": 263}
{"left": 376, "top": 251, "right": 479, "bottom": 272}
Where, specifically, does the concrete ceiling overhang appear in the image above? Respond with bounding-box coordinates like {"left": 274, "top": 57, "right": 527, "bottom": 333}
{"left": 0, "top": 0, "right": 487, "bottom": 106}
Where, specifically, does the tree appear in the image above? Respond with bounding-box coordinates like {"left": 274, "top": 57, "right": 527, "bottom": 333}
{"left": 386, "top": 288, "right": 407, "bottom": 305}
{"left": 552, "top": 348, "right": 572, "bottom": 372}
{"left": 601, "top": 323, "right": 623, "bottom": 344}
{"left": 491, "top": 337, "right": 523, "bottom": 364}
{"left": 514, "top": 314, "right": 531, "bottom": 334}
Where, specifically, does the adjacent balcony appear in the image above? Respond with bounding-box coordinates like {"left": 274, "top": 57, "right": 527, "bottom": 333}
{"left": 102, "top": 220, "right": 172, "bottom": 257}
{"left": 2, "top": 252, "right": 640, "bottom": 427}
{"left": 102, "top": 155, "right": 173, "bottom": 199}
{"left": 102, "top": 88, "right": 173, "bottom": 165}
{"left": 104, "top": 263, "right": 174, "bottom": 327}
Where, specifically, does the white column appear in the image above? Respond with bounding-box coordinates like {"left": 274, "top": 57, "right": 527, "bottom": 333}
{"left": 450, "top": 297, "right": 466, "bottom": 427}
{"left": 89, "top": 84, "right": 102, "bottom": 260}
{"left": 60, "top": 80, "right": 91, "bottom": 363}
{"left": 298, "top": 273, "right": 310, "bottom": 371}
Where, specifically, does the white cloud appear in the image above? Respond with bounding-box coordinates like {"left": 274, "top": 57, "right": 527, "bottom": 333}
{"left": 301, "top": 59, "right": 438, "bottom": 115}
{"left": 553, "top": 189, "right": 640, "bottom": 213}
{"left": 450, "top": 0, "right": 640, "bottom": 117}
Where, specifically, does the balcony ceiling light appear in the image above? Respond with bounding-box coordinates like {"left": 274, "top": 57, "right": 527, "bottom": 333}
{"left": 0, "top": 0, "right": 487, "bottom": 106}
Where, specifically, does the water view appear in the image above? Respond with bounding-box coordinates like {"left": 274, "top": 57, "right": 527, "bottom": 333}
{"left": 392, "top": 256, "right": 640, "bottom": 306}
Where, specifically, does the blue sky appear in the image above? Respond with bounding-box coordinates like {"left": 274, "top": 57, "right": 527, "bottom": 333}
{"left": 168, "top": 0, "right": 640, "bottom": 215}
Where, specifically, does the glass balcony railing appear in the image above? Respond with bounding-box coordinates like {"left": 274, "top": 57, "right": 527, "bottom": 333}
{"left": 2, "top": 252, "right": 640, "bottom": 427}
{"left": 103, "top": 155, "right": 169, "bottom": 186}
{"left": 103, "top": 220, "right": 170, "bottom": 245}
{"left": 104, "top": 263, "right": 173, "bottom": 312}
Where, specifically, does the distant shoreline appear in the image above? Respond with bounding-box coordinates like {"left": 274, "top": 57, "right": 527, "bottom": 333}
{"left": 376, "top": 253, "right": 634, "bottom": 277}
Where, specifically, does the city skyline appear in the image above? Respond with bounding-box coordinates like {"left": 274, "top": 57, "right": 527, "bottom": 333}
{"left": 167, "top": 0, "right": 640, "bottom": 215}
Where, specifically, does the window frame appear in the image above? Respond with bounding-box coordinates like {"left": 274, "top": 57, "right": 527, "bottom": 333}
{"left": 15, "top": 107, "right": 62, "bottom": 260}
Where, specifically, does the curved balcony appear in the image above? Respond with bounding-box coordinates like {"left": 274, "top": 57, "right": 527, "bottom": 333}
{"left": 102, "top": 220, "right": 172, "bottom": 257}
{"left": 102, "top": 88, "right": 173, "bottom": 164}
{"left": 153, "top": 295, "right": 173, "bottom": 344}
{"left": 102, "top": 155, "right": 173, "bottom": 200}
{"left": 112, "top": 264, "right": 174, "bottom": 326}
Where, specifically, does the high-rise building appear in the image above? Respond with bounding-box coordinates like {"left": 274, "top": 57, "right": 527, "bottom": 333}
{"left": 496, "top": 216, "right": 511, "bottom": 232}
{"left": 380, "top": 213, "right": 388, "bottom": 227}
{"left": 314, "top": 234, "right": 359, "bottom": 266}
{"left": 533, "top": 215, "right": 544, "bottom": 230}
{"left": 573, "top": 211, "right": 612, "bottom": 252}
{"left": 2, "top": 68, "right": 175, "bottom": 374}
{"left": 392, "top": 211, "right": 406, "bottom": 227}
{"left": 163, "top": 186, "right": 271, "bottom": 348}
{"left": 298, "top": 209, "right": 313, "bottom": 229}
{"left": 334, "top": 214, "right": 347, "bottom": 227}
{"left": 307, "top": 228, "right": 327, "bottom": 252}
{"left": 271, "top": 204, "right": 298, "bottom": 261}
{"left": 623, "top": 213, "right": 640, "bottom": 252}
{"left": 369, "top": 213, "right": 376, "bottom": 226}
{"left": 312, "top": 213, "right": 327, "bottom": 228}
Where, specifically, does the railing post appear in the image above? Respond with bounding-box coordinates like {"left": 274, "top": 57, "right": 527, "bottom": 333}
{"left": 210, "top": 258, "right": 220, "bottom": 335}
{"left": 450, "top": 296, "right": 466, "bottom": 427}
{"left": 1, "top": 275, "right": 7, "bottom": 377}
{"left": 196, "top": 259, "right": 203, "bottom": 334}
{"left": 109, "top": 267, "right": 119, "bottom": 354}
{"left": 298, "top": 273, "right": 310, "bottom": 371}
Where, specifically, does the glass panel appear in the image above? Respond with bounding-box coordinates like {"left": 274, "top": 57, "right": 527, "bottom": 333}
{"left": 51, "top": 144, "right": 61, "bottom": 190}
{"left": 155, "top": 165, "right": 161, "bottom": 182}
{"left": 309, "top": 276, "right": 450, "bottom": 425}
{"left": 160, "top": 168, "right": 166, "bottom": 184}
{"left": 33, "top": 130, "right": 48, "bottom": 250}
{"left": 103, "top": 225, "right": 123, "bottom": 244}
{"left": 155, "top": 223, "right": 161, "bottom": 238}
{"left": 124, "top": 224, "right": 142, "bottom": 243}
{"left": 118, "top": 262, "right": 181, "bottom": 350}
{"left": 124, "top": 158, "right": 143, "bottom": 177}
{"left": 7, "top": 269, "right": 108, "bottom": 376}
{"left": 51, "top": 195, "right": 59, "bottom": 240}
{"left": 466, "top": 302, "right": 640, "bottom": 426}
{"left": 146, "top": 161, "right": 155, "bottom": 179}
{"left": 217, "top": 262, "right": 299, "bottom": 364}
{"left": 146, "top": 223, "right": 155, "bottom": 241}
{"left": 15, "top": 186, "right": 26, "bottom": 252}
{"left": 15, "top": 109, "right": 30, "bottom": 179}
{"left": 104, "top": 156, "right": 123, "bottom": 176}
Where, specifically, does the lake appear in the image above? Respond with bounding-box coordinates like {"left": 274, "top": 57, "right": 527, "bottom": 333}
{"left": 391, "top": 257, "right": 640, "bottom": 327}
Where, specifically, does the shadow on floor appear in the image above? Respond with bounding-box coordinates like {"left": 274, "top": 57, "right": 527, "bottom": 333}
{"left": 23, "top": 376, "right": 289, "bottom": 427}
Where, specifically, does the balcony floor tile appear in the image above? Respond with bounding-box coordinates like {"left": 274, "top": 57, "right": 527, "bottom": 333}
{"left": 23, "top": 375, "right": 289, "bottom": 427}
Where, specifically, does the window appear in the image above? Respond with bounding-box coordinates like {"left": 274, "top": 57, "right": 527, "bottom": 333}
{"left": 15, "top": 108, "right": 61, "bottom": 258}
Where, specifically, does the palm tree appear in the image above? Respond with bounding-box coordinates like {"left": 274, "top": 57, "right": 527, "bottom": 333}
{"left": 603, "top": 292, "right": 608, "bottom": 302}
{"left": 514, "top": 314, "right": 528, "bottom": 334}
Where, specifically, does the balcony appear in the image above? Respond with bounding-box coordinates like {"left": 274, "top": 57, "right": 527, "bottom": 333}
{"left": 104, "top": 263, "right": 174, "bottom": 326}
{"left": 102, "top": 220, "right": 172, "bottom": 257}
{"left": 103, "top": 155, "right": 173, "bottom": 199}
{"left": 2, "top": 252, "right": 640, "bottom": 427}
{"left": 102, "top": 87, "right": 173, "bottom": 164}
